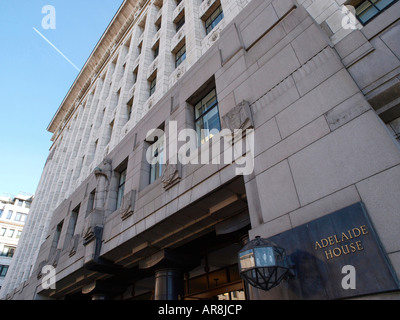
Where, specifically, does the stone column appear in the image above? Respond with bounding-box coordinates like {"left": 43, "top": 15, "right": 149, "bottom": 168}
{"left": 154, "top": 268, "right": 184, "bottom": 300}
{"left": 139, "top": 249, "right": 200, "bottom": 300}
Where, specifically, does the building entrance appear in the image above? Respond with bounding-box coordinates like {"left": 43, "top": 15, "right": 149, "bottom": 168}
{"left": 63, "top": 177, "right": 250, "bottom": 301}
{"left": 178, "top": 228, "right": 250, "bottom": 301}
{"left": 128, "top": 213, "right": 250, "bottom": 300}
{"left": 185, "top": 263, "right": 246, "bottom": 300}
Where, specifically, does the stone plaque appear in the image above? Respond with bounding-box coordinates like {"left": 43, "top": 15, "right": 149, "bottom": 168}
{"left": 264, "top": 202, "right": 399, "bottom": 299}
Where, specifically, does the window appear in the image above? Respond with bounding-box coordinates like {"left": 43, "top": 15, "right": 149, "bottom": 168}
{"left": 16, "top": 230, "right": 22, "bottom": 239}
{"left": 175, "top": 15, "right": 185, "bottom": 32}
{"left": 0, "top": 209, "right": 3, "bottom": 218}
{"left": 149, "top": 77, "right": 157, "bottom": 96}
{"left": 175, "top": 44, "right": 186, "bottom": 68}
{"left": 124, "top": 37, "right": 131, "bottom": 52}
{"left": 122, "top": 62, "right": 127, "bottom": 77}
{"left": 133, "top": 67, "right": 139, "bottom": 85}
{"left": 0, "top": 228, "right": 6, "bottom": 236}
{"left": 94, "top": 139, "right": 99, "bottom": 156}
{"left": 194, "top": 88, "right": 221, "bottom": 145}
{"left": 1, "top": 246, "right": 15, "bottom": 258}
{"left": 205, "top": 5, "right": 224, "bottom": 34}
{"left": 138, "top": 41, "right": 142, "bottom": 55}
{"left": 127, "top": 97, "right": 134, "bottom": 122}
{"left": 148, "top": 135, "right": 165, "bottom": 184}
{"left": 87, "top": 189, "right": 96, "bottom": 214}
{"left": 354, "top": 0, "right": 398, "bottom": 24}
{"left": 116, "top": 169, "right": 127, "bottom": 210}
{"left": 54, "top": 221, "right": 64, "bottom": 249}
{"left": 70, "top": 204, "right": 80, "bottom": 236}
{"left": 0, "top": 265, "right": 9, "bottom": 278}
{"left": 153, "top": 43, "right": 160, "bottom": 59}
{"left": 155, "top": 17, "right": 162, "bottom": 31}
{"left": 7, "top": 229, "right": 15, "bottom": 238}
{"left": 115, "top": 89, "right": 121, "bottom": 107}
{"left": 6, "top": 211, "right": 13, "bottom": 220}
{"left": 387, "top": 117, "right": 400, "bottom": 144}
{"left": 14, "top": 212, "right": 27, "bottom": 222}
{"left": 106, "top": 119, "right": 115, "bottom": 145}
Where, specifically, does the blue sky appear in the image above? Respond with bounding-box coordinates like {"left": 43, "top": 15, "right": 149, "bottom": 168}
{"left": 0, "top": 0, "right": 124, "bottom": 197}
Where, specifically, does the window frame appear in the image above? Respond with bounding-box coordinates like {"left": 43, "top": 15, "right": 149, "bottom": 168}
{"left": 69, "top": 204, "right": 80, "bottom": 237}
{"left": 0, "top": 246, "right": 16, "bottom": 258}
{"left": 87, "top": 189, "right": 96, "bottom": 214}
{"left": 175, "top": 44, "right": 186, "bottom": 68}
{"left": 153, "top": 44, "right": 160, "bottom": 59}
{"left": 14, "top": 212, "right": 27, "bottom": 222}
{"left": 7, "top": 229, "right": 15, "bottom": 238}
{"left": 148, "top": 135, "right": 165, "bottom": 185}
{"left": 194, "top": 88, "right": 221, "bottom": 146}
{"left": 0, "top": 265, "right": 9, "bottom": 278}
{"left": 53, "top": 220, "right": 64, "bottom": 250}
{"left": 149, "top": 77, "right": 157, "bottom": 97}
{"left": 6, "top": 211, "right": 13, "bottom": 220}
{"left": 354, "top": 0, "right": 399, "bottom": 25}
{"left": 205, "top": 5, "right": 224, "bottom": 35}
{"left": 175, "top": 15, "right": 185, "bottom": 32}
{"left": 116, "top": 169, "right": 127, "bottom": 210}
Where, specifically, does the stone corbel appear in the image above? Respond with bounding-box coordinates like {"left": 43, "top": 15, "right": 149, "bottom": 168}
{"left": 68, "top": 234, "right": 81, "bottom": 257}
{"left": 121, "top": 190, "right": 137, "bottom": 221}
{"left": 161, "top": 161, "right": 182, "bottom": 190}
{"left": 222, "top": 100, "right": 254, "bottom": 132}
{"left": 83, "top": 222, "right": 102, "bottom": 245}
{"left": 83, "top": 226, "right": 94, "bottom": 244}
{"left": 50, "top": 249, "right": 61, "bottom": 268}
{"left": 83, "top": 208, "right": 105, "bottom": 245}
{"left": 36, "top": 260, "right": 48, "bottom": 279}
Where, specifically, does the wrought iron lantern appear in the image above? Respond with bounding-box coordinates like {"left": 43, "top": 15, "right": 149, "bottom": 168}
{"left": 238, "top": 236, "right": 295, "bottom": 291}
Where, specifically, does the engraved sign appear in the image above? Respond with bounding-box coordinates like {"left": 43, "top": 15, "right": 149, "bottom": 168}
{"left": 264, "top": 202, "right": 399, "bottom": 300}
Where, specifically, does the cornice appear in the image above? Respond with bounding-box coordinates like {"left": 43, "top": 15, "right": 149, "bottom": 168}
{"left": 47, "top": 0, "right": 150, "bottom": 137}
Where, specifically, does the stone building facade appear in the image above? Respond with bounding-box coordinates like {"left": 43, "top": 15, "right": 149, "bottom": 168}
{"left": 0, "top": 195, "right": 32, "bottom": 291}
{"left": 2, "top": 0, "right": 400, "bottom": 300}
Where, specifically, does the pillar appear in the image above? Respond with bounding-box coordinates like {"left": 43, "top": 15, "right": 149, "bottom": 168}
{"left": 139, "top": 249, "right": 200, "bottom": 300}
{"left": 154, "top": 268, "right": 184, "bottom": 300}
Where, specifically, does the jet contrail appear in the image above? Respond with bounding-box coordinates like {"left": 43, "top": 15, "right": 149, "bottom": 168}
{"left": 33, "top": 27, "right": 81, "bottom": 72}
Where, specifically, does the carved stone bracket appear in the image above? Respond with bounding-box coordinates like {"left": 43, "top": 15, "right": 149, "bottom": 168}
{"left": 36, "top": 260, "right": 48, "bottom": 279}
{"left": 83, "top": 226, "right": 96, "bottom": 245}
{"left": 68, "top": 234, "right": 81, "bottom": 257}
{"left": 83, "top": 222, "right": 103, "bottom": 246}
{"left": 50, "top": 249, "right": 61, "bottom": 268}
{"left": 161, "top": 161, "right": 182, "bottom": 190}
{"left": 222, "top": 100, "right": 254, "bottom": 132}
{"left": 121, "top": 190, "right": 137, "bottom": 221}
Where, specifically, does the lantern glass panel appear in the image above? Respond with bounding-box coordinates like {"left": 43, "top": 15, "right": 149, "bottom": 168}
{"left": 254, "top": 247, "right": 275, "bottom": 267}
{"left": 239, "top": 249, "right": 255, "bottom": 271}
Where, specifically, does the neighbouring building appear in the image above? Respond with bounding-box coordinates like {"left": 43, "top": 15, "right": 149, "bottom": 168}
{"left": 2, "top": 0, "right": 400, "bottom": 300}
{"left": 0, "top": 194, "right": 32, "bottom": 291}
